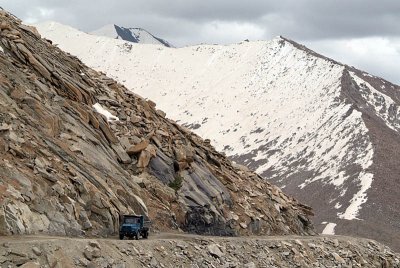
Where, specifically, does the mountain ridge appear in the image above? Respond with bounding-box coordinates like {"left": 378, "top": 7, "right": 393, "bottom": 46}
{"left": 34, "top": 21, "right": 400, "bottom": 251}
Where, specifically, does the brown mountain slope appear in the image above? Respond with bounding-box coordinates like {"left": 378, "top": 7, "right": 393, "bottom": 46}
{"left": 0, "top": 10, "right": 314, "bottom": 238}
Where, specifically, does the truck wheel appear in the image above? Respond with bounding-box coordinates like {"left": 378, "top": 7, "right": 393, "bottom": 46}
{"left": 135, "top": 233, "right": 139, "bottom": 240}
{"left": 143, "top": 231, "right": 148, "bottom": 239}
{"left": 119, "top": 234, "right": 124, "bottom": 240}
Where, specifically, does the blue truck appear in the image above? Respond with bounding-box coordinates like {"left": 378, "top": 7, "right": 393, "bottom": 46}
{"left": 119, "top": 215, "right": 150, "bottom": 240}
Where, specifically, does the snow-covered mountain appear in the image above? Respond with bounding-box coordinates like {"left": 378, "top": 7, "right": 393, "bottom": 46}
{"left": 90, "top": 24, "right": 172, "bottom": 47}
{"left": 34, "top": 22, "right": 400, "bottom": 250}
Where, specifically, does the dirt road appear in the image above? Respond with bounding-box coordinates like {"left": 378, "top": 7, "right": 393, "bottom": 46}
{"left": 1, "top": 232, "right": 399, "bottom": 267}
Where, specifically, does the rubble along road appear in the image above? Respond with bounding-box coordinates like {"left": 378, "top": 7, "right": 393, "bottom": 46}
{"left": 0, "top": 233, "right": 399, "bottom": 267}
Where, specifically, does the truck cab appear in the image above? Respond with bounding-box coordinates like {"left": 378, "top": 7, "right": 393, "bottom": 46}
{"left": 119, "top": 215, "right": 150, "bottom": 240}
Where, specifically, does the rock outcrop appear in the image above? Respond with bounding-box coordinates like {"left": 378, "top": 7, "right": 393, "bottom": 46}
{"left": 0, "top": 9, "right": 314, "bottom": 238}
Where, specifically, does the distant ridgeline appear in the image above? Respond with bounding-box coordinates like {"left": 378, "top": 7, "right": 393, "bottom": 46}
{"left": 90, "top": 24, "right": 173, "bottom": 47}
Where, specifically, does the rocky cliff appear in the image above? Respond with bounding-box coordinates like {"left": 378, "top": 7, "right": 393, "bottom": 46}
{"left": 0, "top": 9, "right": 314, "bottom": 238}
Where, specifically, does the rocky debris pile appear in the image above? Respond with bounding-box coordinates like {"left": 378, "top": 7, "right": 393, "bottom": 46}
{"left": 0, "top": 9, "right": 314, "bottom": 238}
{"left": 0, "top": 235, "right": 399, "bottom": 267}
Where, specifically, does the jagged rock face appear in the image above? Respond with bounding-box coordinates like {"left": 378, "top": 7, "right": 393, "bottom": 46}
{"left": 34, "top": 22, "right": 400, "bottom": 250}
{"left": 0, "top": 10, "right": 314, "bottom": 238}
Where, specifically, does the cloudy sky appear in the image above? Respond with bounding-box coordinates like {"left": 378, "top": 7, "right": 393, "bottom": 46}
{"left": 1, "top": 0, "right": 399, "bottom": 84}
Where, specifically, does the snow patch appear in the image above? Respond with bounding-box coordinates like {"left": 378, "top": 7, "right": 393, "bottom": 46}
{"left": 322, "top": 222, "right": 337, "bottom": 235}
{"left": 0, "top": 46, "right": 4, "bottom": 53}
{"left": 362, "top": 73, "right": 373, "bottom": 78}
{"left": 351, "top": 72, "right": 400, "bottom": 131}
{"left": 338, "top": 172, "right": 373, "bottom": 220}
{"left": 93, "top": 103, "right": 119, "bottom": 122}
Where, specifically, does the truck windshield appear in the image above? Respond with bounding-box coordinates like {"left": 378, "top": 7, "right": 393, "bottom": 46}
{"left": 125, "top": 218, "right": 140, "bottom": 224}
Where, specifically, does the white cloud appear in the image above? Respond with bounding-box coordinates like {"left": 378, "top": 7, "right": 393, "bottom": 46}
{"left": 199, "top": 21, "right": 266, "bottom": 45}
{"left": 24, "top": 7, "right": 55, "bottom": 24}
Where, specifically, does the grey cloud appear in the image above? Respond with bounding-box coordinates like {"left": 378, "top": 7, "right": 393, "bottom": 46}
{"left": 0, "top": 0, "right": 399, "bottom": 83}
{"left": 145, "top": 0, "right": 278, "bottom": 21}
{"left": 2, "top": 0, "right": 400, "bottom": 40}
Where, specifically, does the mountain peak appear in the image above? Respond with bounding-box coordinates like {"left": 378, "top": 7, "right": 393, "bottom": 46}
{"left": 90, "top": 24, "right": 173, "bottom": 47}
